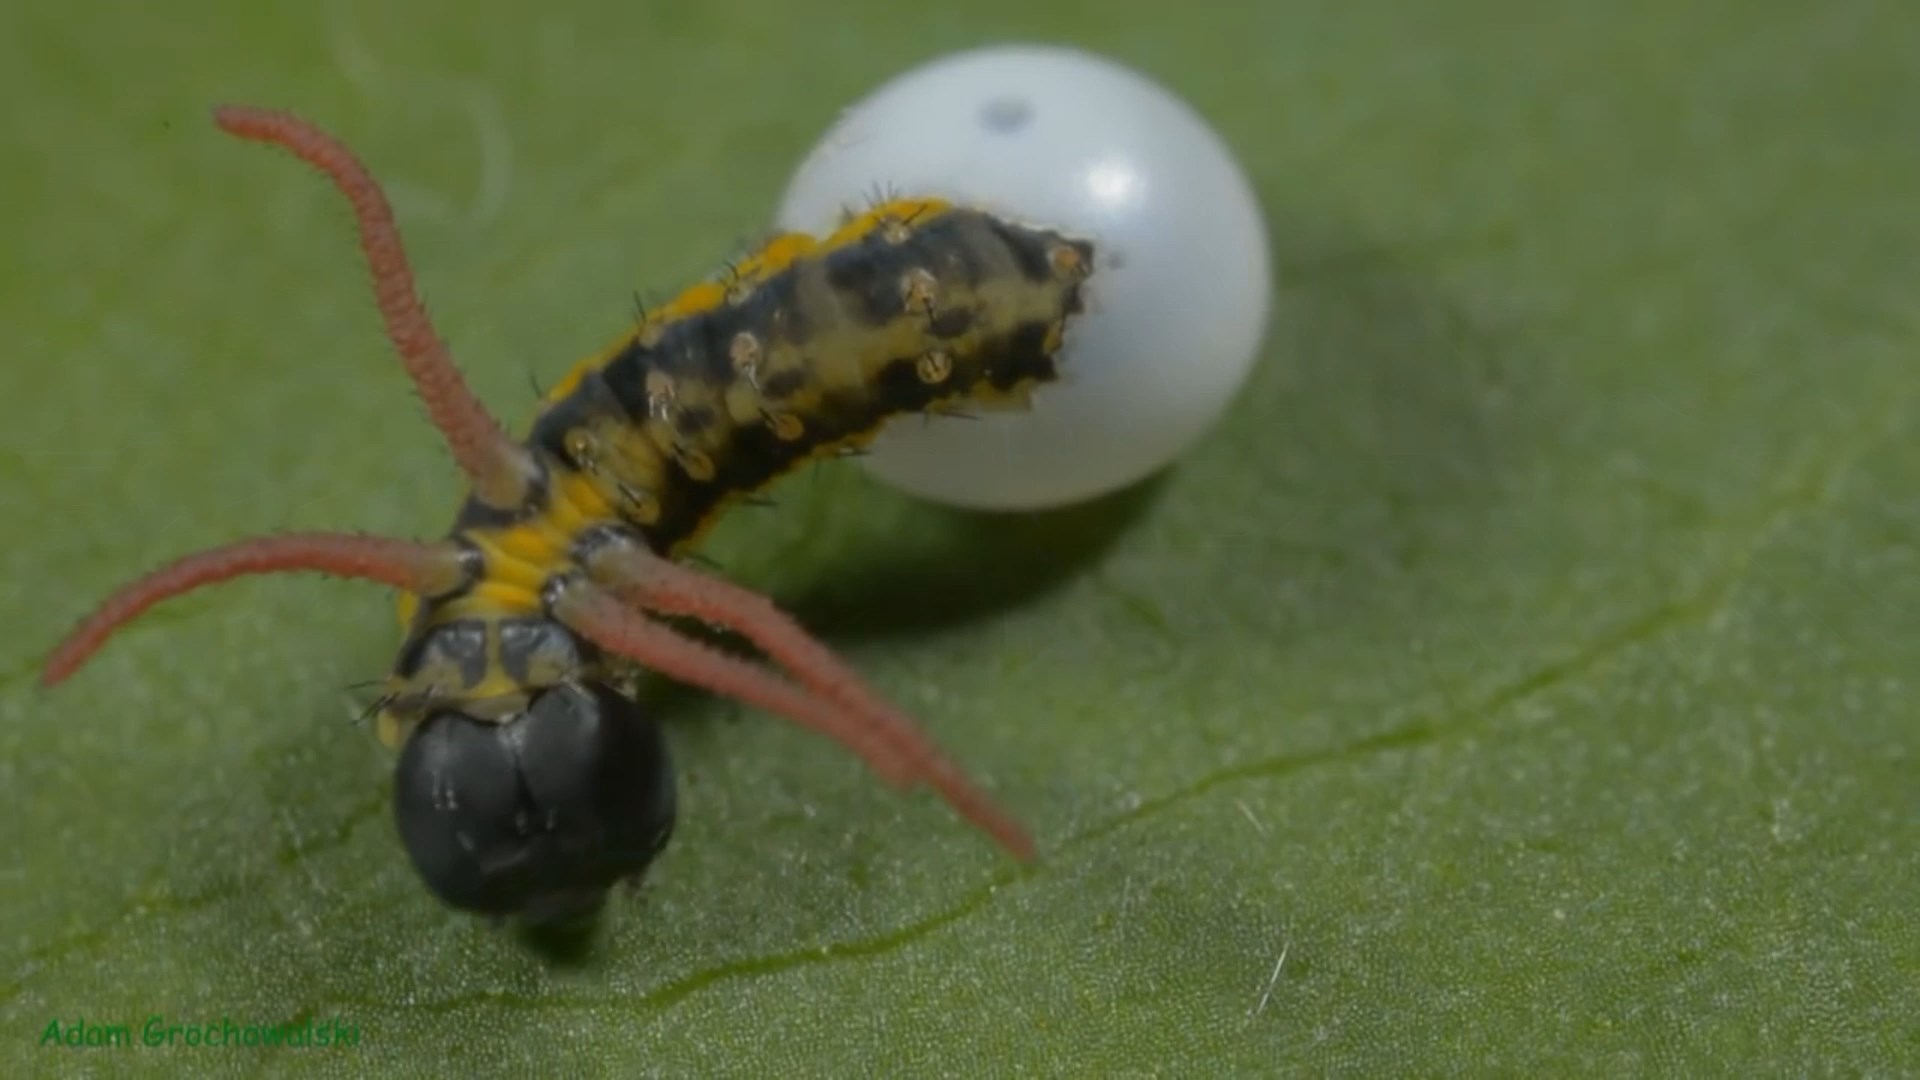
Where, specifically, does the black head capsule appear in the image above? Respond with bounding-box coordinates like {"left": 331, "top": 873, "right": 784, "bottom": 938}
{"left": 392, "top": 682, "right": 676, "bottom": 926}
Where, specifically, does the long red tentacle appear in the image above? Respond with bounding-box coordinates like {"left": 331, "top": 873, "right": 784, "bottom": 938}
{"left": 583, "top": 539, "right": 962, "bottom": 793}
{"left": 553, "top": 583, "right": 1035, "bottom": 860}
{"left": 42, "top": 534, "right": 466, "bottom": 687}
{"left": 211, "top": 105, "right": 531, "bottom": 508}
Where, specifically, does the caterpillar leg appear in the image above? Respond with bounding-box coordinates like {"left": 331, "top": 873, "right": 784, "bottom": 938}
{"left": 42, "top": 534, "right": 471, "bottom": 686}
{"left": 212, "top": 105, "right": 536, "bottom": 510}
{"left": 551, "top": 579, "right": 1035, "bottom": 860}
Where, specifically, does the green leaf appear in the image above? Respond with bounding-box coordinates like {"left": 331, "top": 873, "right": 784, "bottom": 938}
{"left": 4, "top": 0, "right": 1916, "bottom": 1074}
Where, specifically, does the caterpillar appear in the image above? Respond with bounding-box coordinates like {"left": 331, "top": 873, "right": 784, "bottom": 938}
{"left": 40, "top": 106, "right": 1093, "bottom": 926}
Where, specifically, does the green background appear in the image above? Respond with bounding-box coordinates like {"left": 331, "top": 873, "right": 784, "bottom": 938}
{"left": 3, "top": 0, "right": 1915, "bottom": 1075}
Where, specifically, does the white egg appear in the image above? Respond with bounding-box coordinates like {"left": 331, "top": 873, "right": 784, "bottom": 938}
{"left": 776, "top": 45, "right": 1272, "bottom": 511}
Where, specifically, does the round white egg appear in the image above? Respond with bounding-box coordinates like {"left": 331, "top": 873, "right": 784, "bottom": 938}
{"left": 776, "top": 45, "right": 1272, "bottom": 511}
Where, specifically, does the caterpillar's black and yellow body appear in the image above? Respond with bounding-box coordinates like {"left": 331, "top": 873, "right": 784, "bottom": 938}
{"left": 382, "top": 198, "right": 1094, "bottom": 742}
{"left": 43, "top": 107, "right": 1091, "bottom": 924}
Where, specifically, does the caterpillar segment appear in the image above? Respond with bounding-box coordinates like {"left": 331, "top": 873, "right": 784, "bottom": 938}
{"left": 40, "top": 105, "right": 1091, "bottom": 921}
